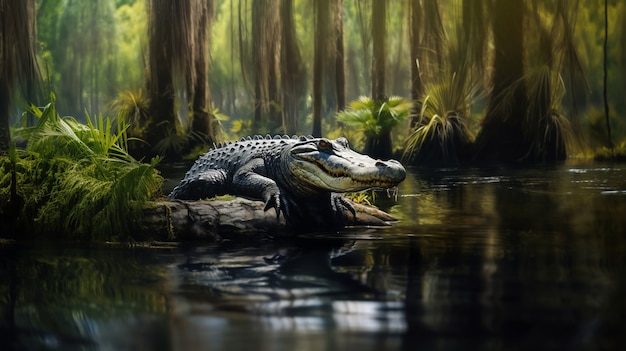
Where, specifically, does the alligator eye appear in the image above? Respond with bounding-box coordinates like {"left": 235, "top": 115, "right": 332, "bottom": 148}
{"left": 318, "top": 139, "right": 330, "bottom": 150}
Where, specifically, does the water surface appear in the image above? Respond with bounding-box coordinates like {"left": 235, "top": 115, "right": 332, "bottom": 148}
{"left": 2, "top": 163, "right": 626, "bottom": 350}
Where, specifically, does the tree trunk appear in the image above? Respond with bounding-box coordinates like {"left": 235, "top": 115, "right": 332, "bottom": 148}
{"left": 335, "top": 0, "right": 346, "bottom": 112}
{"left": 268, "top": 38, "right": 281, "bottom": 130}
{"left": 409, "top": 0, "right": 423, "bottom": 128}
{"left": 365, "top": 129, "right": 393, "bottom": 161}
{"left": 473, "top": 0, "right": 527, "bottom": 163}
{"left": 251, "top": 0, "right": 280, "bottom": 133}
{"left": 280, "top": 0, "right": 300, "bottom": 134}
{"left": 603, "top": 0, "right": 613, "bottom": 149}
{"left": 0, "top": 77, "right": 11, "bottom": 156}
{"left": 312, "top": 0, "right": 330, "bottom": 137}
{"left": 190, "top": 1, "right": 214, "bottom": 144}
{"left": 371, "top": 0, "right": 386, "bottom": 101}
{"left": 253, "top": 71, "right": 263, "bottom": 132}
{"left": 141, "top": 198, "right": 397, "bottom": 242}
{"left": 368, "top": 1, "right": 390, "bottom": 159}
{"left": 146, "top": 0, "right": 180, "bottom": 155}
{"left": 0, "top": 0, "right": 39, "bottom": 155}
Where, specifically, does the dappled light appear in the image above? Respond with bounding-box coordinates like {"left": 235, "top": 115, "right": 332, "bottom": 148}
{"left": 2, "top": 0, "right": 625, "bottom": 161}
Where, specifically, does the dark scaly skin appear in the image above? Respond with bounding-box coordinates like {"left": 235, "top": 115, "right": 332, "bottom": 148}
{"left": 169, "top": 135, "right": 406, "bottom": 228}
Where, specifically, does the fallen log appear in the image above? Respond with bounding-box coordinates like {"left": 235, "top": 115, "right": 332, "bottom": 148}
{"left": 140, "top": 197, "right": 397, "bottom": 241}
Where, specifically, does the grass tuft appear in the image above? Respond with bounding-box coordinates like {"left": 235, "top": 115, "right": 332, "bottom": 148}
{"left": 2, "top": 102, "right": 162, "bottom": 241}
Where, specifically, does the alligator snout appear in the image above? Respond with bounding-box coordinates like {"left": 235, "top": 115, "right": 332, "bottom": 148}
{"left": 374, "top": 159, "right": 406, "bottom": 184}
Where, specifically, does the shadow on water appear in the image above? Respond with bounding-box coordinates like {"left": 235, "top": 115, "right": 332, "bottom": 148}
{"left": 2, "top": 163, "right": 626, "bottom": 350}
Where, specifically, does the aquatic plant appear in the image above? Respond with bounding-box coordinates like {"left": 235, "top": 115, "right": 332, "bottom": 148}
{"left": 402, "top": 57, "right": 476, "bottom": 167}
{"left": 336, "top": 96, "right": 411, "bottom": 159}
{"left": 108, "top": 89, "right": 226, "bottom": 160}
{"left": 594, "top": 139, "right": 626, "bottom": 161}
{"left": 522, "top": 65, "right": 577, "bottom": 162}
{"left": 3, "top": 102, "right": 162, "bottom": 240}
{"left": 107, "top": 89, "right": 151, "bottom": 138}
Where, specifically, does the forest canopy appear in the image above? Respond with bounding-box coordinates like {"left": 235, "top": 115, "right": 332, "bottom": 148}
{"left": 2, "top": 0, "right": 626, "bottom": 164}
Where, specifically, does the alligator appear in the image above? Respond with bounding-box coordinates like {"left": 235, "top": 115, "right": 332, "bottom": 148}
{"left": 168, "top": 135, "right": 406, "bottom": 228}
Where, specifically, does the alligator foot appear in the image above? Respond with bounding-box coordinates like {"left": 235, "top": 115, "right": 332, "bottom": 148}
{"left": 263, "top": 191, "right": 304, "bottom": 224}
{"left": 331, "top": 194, "right": 356, "bottom": 225}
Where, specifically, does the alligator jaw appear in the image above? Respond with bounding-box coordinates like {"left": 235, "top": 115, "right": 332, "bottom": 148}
{"left": 292, "top": 166, "right": 404, "bottom": 192}
{"left": 287, "top": 143, "right": 406, "bottom": 194}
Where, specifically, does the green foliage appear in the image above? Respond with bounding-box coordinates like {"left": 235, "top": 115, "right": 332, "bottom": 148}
{"left": 208, "top": 107, "right": 229, "bottom": 141}
{"left": 229, "top": 119, "right": 254, "bottom": 140}
{"left": 594, "top": 138, "right": 626, "bottom": 161}
{"left": 107, "top": 89, "right": 151, "bottom": 137}
{"left": 343, "top": 191, "right": 373, "bottom": 206}
{"left": 114, "top": 0, "right": 147, "bottom": 90}
{"left": 149, "top": 126, "right": 192, "bottom": 157}
{"left": 3, "top": 102, "right": 162, "bottom": 241}
{"left": 522, "top": 66, "right": 577, "bottom": 162}
{"left": 107, "top": 89, "right": 228, "bottom": 159}
{"left": 403, "top": 63, "right": 476, "bottom": 166}
{"left": 324, "top": 123, "right": 367, "bottom": 153}
{"left": 583, "top": 106, "right": 625, "bottom": 150}
{"left": 336, "top": 96, "right": 411, "bottom": 137}
{"left": 28, "top": 0, "right": 626, "bottom": 162}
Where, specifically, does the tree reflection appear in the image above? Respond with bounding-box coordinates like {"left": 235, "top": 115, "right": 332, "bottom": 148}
{"left": 390, "top": 166, "right": 626, "bottom": 349}
{"left": 0, "top": 243, "right": 170, "bottom": 350}
{"left": 2, "top": 167, "right": 626, "bottom": 350}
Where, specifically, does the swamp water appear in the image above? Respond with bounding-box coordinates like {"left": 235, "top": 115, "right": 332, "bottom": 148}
{"left": 1, "top": 163, "right": 626, "bottom": 350}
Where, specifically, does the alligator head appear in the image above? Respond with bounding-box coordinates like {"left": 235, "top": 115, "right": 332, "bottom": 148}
{"left": 274, "top": 137, "right": 406, "bottom": 196}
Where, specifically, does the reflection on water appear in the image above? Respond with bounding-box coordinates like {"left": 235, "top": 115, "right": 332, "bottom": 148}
{"left": 2, "top": 163, "right": 626, "bottom": 350}
{"left": 0, "top": 243, "right": 172, "bottom": 350}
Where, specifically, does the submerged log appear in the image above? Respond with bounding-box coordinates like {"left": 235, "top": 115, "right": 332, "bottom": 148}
{"left": 141, "top": 197, "right": 397, "bottom": 241}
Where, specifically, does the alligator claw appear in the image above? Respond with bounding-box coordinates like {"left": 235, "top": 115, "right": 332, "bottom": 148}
{"left": 263, "top": 191, "right": 303, "bottom": 224}
{"left": 263, "top": 193, "right": 282, "bottom": 220}
{"left": 331, "top": 194, "right": 356, "bottom": 224}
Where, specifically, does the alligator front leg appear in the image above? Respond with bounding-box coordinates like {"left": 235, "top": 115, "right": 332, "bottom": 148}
{"left": 231, "top": 158, "right": 295, "bottom": 221}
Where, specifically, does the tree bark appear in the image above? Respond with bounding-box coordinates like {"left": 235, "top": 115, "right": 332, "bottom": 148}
{"left": 190, "top": 1, "right": 214, "bottom": 144}
{"left": 603, "top": 0, "right": 613, "bottom": 149}
{"left": 280, "top": 0, "right": 301, "bottom": 134}
{"left": 141, "top": 197, "right": 397, "bottom": 242}
{"left": 0, "top": 0, "right": 39, "bottom": 155}
{"left": 312, "top": 0, "right": 330, "bottom": 137}
{"left": 312, "top": 0, "right": 329, "bottom": 137}
{"left": 335, "top": 0, "right": 346, "bottom": 112}
{"left": 409, "top": 0, "right": 423, "bottom": 128}
{"left": 0, "top": 76, "right": 11, "bottom": 156}
{"left": 371, "top": 0, "right": 386, "bottom": 101}
{"left": 146, "top": 0, "right": 179, "bottom": 155}
{"left": 251, "top": 0, "right": 280, "bottom": 132}
{"left": 473, "top": 0, "right": 527, "bottom": 163}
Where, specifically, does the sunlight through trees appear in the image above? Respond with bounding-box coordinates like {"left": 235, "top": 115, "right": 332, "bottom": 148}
{"left": 1, "top": 0, "right": 625, "bottom": 161}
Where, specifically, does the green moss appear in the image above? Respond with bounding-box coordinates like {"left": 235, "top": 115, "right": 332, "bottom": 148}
{"left": 207, "top": 194, "right": 237, "bottom": 201}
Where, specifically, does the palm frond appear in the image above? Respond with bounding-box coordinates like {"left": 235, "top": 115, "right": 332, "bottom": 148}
{"left": 522, "top": 65, "right": 577, "bottom": 161}
{"left": 336, "top": 96, "right": 411, "bottom": 137}
{"left": 403, "top": 60, "right": 478, "bottom": 167}
{"left": 152, "top": 128, "right": 193, "bottom": 156}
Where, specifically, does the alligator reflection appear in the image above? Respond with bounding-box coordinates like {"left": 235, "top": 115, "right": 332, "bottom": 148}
{"left": 169, "top": 239, "right": 408, "bottom": 349}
